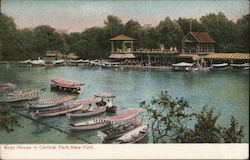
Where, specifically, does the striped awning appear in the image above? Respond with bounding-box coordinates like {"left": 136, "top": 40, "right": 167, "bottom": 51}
{"left": 205, "top": 53, "right": 250, "bottom": 60}
{"left": 105, "top": 108, "right": 143, "bottom": 124}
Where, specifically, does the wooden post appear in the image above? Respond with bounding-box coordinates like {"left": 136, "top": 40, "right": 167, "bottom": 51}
{"left": 111, "top": 41, "right": 114, "bottom": 52}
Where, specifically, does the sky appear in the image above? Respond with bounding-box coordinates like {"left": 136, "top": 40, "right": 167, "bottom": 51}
{"left": 1, "top": 0, "right": 249, "bottom": 33}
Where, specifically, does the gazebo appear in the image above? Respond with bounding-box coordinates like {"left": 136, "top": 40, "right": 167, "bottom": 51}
{"left": 109, "top": 34, "right": 136, "bottom": 62}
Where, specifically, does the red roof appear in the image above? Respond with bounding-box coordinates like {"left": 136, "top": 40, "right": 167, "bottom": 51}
{"left": 110, "top": 34, "right": 134, "bottom": 41}
{"left": 190, "top": 32, "right": 216, "bottom": 43}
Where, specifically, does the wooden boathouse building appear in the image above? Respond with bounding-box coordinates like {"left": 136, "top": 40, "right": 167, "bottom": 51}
{"left": 109, "top": 34, "right": 179, "bottom": 66}
{"left": 108, "top": 33, "right": 249, "bottom": 66}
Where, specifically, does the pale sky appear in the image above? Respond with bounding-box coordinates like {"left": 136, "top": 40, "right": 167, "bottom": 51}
{"left": 1, "top": 0, "right": 249, "bottom": 33}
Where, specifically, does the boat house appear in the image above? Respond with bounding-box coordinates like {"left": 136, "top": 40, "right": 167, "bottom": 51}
{"left": 109, "top": 34, "right": 179, "bottom": 66}
{"left": 180, "top": 32, "right": 216, "bottom": 65}
{"left": 182, "top": 32, "right": 216, "bottom": 54}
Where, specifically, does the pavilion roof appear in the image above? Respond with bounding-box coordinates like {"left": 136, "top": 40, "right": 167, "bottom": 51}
{"left": 190, "top": 32, "right": 216, "bottom": 43}
{"left": 110, "top": 34, "right": 135, "bottom": 41}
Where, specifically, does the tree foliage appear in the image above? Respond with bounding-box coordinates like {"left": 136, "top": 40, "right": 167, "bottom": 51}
{"left": 0, "top": 12, "right": 249, "bottom": 61}
{"left": 0, "top": 103, "right": 21, "bottom": 132}
{"left": 141, "top": 91, "right": 245, "bottom": 143}
{"left": 140, "top": 91, "right": 192, "bottom": 143}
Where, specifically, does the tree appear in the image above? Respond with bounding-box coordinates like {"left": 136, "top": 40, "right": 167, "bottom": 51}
{"left": 140, "top": 91, "right": 192, "bottom": 143}
{"left": 0, "top": 103, "right": 21, "bottom": 132}
{"left": 0, "top": 13, "right": 26, "bottom": 60}
{"left": 222, "top": 116, "right": 244, "bottom": 143}
{"left": 177, "top": 18, "right": 205, "bottom": 35}
{"left": 142, "top": 91, "right": 245, "bottom": 143}
{"left": 104, "top": 15, "right": 124, "bottom": 38}
{"left": 236, "top": 14, "right": 250, "bottom": 52}
{"left": 77, "top": 27, "right": 105, "bottom": 59}
{"left": 156, "top": 17, "right": 184, "bottom": 49}
{"left": 124, "top": 20, "right": 143, "bottom": 48}
{"left": 140, "top": 27, "right": 160, "bottom": 49}
{"left": 175, "top": 106, "right": 222, "bottom": 143}
{"left": 200, "top": 12, "right": 238, "bottom": 52}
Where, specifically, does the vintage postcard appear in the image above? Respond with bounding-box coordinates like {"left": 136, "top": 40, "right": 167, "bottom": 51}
{"left": 0, "top": 0, "right": 249, "bottom": 159}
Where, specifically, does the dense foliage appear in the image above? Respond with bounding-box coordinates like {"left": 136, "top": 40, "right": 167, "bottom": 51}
{"left": 140, "top": 91, "right": 245, "bottom": 143}
{"left": 0, "top": 12, "right": 249, "bottom": 61}
{"left": 0, "top": 103, "right": 22, "bottom": 132}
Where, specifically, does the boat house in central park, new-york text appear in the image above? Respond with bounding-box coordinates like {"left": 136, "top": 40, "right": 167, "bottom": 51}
{"left": 108, "top": 33, "right": 249, "bottom": 66}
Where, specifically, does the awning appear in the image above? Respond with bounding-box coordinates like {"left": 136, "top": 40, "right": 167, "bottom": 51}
{"left": 95, "top": 93, "right": 116, "bottom": 98}
{"left": 105, "top": 108, "right": 143, "bottom": 124}
{"left": 109, "top": 54, "right": 135, "bottom": 59}
{"left": 205, "top": 53, "right": 250, "bottom": 60}
{"left": 178, "top": 53, "right": 200, "bottom": 61}
{"left": 76, "top": 97, "right": 97, "bottom": 104}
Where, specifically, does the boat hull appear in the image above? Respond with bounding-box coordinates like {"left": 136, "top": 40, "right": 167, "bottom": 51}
{"left": 68, "top": 122, "right": 110, "bottom": 132}
{"left": 50, "top": 83, "right": 80, "bottom": 94}
{"left": 30, "top": 104, "right": 83, "bottom": 119}
{"left": 113, "top": 124, "right": 148, "bottom": 144}
{"left": 67, "top": 105, "right": 107, "bottom": 118}
{"left": 99, "top": 118, "right": 143, "bottom": 142}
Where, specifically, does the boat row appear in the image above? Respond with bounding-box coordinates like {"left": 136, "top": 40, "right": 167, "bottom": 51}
{"left": 172, "top": 62, "right": 249, "bottom": 71}
{"left": 28, "top": 93, "right": 117, "bottom": 119}
{"left": 1, "top": 77, "right": 148, "bottom": 144}
{"left": 68, "top": 108, "right": 148, "bottom": 144}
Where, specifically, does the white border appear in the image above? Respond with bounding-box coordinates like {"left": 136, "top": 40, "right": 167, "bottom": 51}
{"left": 0, "top": 144, "right": 249, "bottom": 159}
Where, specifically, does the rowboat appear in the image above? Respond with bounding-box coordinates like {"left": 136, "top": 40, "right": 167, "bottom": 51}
{"left": 27, "top": 95, "right": 76, "bottom": 109}
{"left": 97, "top": 108, "right": 144, "bottom": 142}
{"left": 230, "top": 63, "right": 250, "bottom": 72}
{"left": 52, "top": 60, "right": 66, "bottom": 66}
{"left": 66, "top": 93, "right": 117, "bottom": 118}
{"left": 113, "top": 124, "right": 148, "bottom": 144}
{"left": 172, "top": 62, "right": 194, "bottom": 71}
{"left": 2, "top": 90, "right": 38, "bottom": 103}
{"left": 68, "top": 118, "right": 111, "bottom": 132}
{"left": 0, "top": 83, "right": 16, "bottom": 93}
{"left": 50, "top": 77, "right": 84, "bottom": 94}
{"left": 30, "top": 60, "right": 46, "bottom": 67}
{"left": 210, "top": 63, "right": 229, "bottom": 71}
{"left": 29, "top": 102, "right": 83, "bottom": 119}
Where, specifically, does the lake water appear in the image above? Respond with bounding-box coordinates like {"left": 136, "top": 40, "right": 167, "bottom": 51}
{"left": 0, "top": 65, "right": 249, "bottom": 143}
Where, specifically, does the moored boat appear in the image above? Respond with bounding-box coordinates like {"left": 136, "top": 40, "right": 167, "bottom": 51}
{"left": 19, "top": 60, "right": 31, "bottom": 67}
{"left": 97, "top": 108, "right": 144, "bottom": 142}
{"left": 66, "top": 93, "right": 117, "bottom": 118}
{"left": 172, "top": 62, "right": 194, "bottom": 71}
{"left": 27, "top": 95, "right": 77, "bottom": 109}
{"left": 30, "top": 59, "right": 46, "bottom": 67}
{"left": 52, "top": 60, "right": 66, "bottom": 66}
{"left": 113, "top": 124, "right": 148, "bottom": 144}
{"left": 68, "top": 118, "right": 111, "bottom": 132}
{"left": 210, "top": 63, "right": 229, "bottom": 71}
{"left": 29, "top": 102, "right": 83, "bottom": 119}
{"left": 2, "top": 90, "right": 38, "bottom": 102}
{"left": 0, "top": 83, "right": 16, "bottom": 93}
{"left": 230, "top": 63, "right": 250, "bottom": 72}
{"left": 50, "top": 77, "right": 84, "bottom": 94}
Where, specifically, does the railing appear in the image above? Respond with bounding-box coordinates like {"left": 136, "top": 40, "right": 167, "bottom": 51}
{"left": 111, "top": 49, "right": 179, "bottom": 54}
